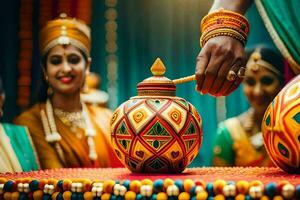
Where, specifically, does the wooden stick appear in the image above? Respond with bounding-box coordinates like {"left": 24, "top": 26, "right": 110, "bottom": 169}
{"left": 173, "top": 75, "right": 196, "bottom": 84}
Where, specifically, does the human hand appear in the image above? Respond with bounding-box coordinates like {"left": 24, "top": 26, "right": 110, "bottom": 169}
{"left": 195, "top": 36, "right": 247, "bottom": 96}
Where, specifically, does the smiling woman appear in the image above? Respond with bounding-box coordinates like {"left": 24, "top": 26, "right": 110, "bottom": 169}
{"left": 14, "top": 14, "right": 123, "bottom": 169}
{"left": 45, "top": 45, "right": 88, "bottom": 95}
{"left": 212, "top": 45, "right": 285, "bottom": 167}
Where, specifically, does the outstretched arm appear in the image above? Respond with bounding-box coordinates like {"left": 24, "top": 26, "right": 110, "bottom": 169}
{"left": 195, "top": 0, "right": 253, "bottom": 96}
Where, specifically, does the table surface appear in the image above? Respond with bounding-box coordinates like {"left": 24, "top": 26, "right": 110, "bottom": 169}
{"left": 1, "top": 167, "right": 300, "bottom": 184}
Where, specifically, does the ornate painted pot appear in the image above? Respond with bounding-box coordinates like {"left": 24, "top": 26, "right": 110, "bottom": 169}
{"left": 110, "top": 58, "right": 203, "bottom": 173}
{"left": 262, "top": 75, "right": 300, "bottom": 174}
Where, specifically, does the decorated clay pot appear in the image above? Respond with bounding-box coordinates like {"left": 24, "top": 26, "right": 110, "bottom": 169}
{"left": 262, "top": 75, "right": 300, "bottom": 174}
{"left": 111, "top": 58, "right": 203, "bottom": 173}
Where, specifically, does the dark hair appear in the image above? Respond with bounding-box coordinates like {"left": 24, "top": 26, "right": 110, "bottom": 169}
{"left": 246, "top": 45, "right": 285, "bottom": 85}
{"left": 34, "top": 70, "right": 48, "bottom": 103}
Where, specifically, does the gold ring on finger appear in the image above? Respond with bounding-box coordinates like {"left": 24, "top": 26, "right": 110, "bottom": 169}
{"left": 237, "top": 67, "right": 246, "bottom": 78}
{"left": 227, "top": 70, "right": 237, "bottom": 81}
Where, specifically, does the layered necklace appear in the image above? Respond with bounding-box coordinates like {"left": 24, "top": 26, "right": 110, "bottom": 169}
{"left": 241, "top": 108, "right": 264, "bottom": 150}
{"left": 40, "top": 99, "right": 97, "bottom": 164}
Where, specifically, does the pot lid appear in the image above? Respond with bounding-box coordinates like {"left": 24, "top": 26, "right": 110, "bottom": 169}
{"left": 137, "top": 58, "right": 176, "bottom": 96}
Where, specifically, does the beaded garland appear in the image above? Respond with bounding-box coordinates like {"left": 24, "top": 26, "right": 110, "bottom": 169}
{"left": 17, "top": 0, "right": 33, "bottom": 109}
{"left": 40, "top": 99, "right": 98, "bottom": 163}
{"left": 0, "top": 177, "right": 299, "bottom": 200}
{"left": 1, "top": 167, "right": 300, "bottom": 199}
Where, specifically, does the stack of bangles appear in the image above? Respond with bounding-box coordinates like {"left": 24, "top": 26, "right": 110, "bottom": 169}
{"left": 200, "top": 8, "right": 250, "bottom": 81}
{"left": 200, "top": 8, "right": 250, "bottom": 48}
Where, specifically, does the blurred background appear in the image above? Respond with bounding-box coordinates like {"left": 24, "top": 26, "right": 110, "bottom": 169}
{"left": 0, "top": 0, "right": 276, "bottom": 166}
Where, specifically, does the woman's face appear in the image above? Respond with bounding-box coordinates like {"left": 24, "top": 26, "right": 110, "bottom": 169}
{"left": 45, "top": 45, "right": 89, "bottom": 95}
{"left": 243, "top": 66, "right": 282, "bottom": 114}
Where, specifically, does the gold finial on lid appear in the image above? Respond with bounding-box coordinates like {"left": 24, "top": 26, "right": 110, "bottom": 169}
{"left": 150, "top": 58, "right": 166, "bottom": 76}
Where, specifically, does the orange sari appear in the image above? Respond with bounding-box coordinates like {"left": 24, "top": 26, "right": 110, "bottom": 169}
{"left": 15, "top": 103, "right": 122, "bottom": 169}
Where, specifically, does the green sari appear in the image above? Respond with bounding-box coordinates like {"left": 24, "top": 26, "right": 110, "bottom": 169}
{"left": 0, "top": 123, "right": 40, "bottom": 172}
{"left": 213, "top": 116, "right": 273, "bottom": 167}
{"left": 255, "top": 0, "right": 300, "bottom": 73}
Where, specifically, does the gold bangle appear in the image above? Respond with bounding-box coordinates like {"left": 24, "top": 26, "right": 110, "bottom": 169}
{"left": 202, "top": 24, "right": 248, "bottom": 38}
{"left": 200, "top": 28, "right": 246, "bottom": 47}
{"left": 200, "top": 32, "right": 245, "bottom": 48}
{"left": 201, "top": 28, "right": 246, "bottom": 41}
{"left": 201, "top": 8, "right": 249, "bottom": 29}
{"left": 200, "top": 32, "right": 245, "bottom": 47}
{"left": 202, "top": 19, "right": 249, "bottom": 36}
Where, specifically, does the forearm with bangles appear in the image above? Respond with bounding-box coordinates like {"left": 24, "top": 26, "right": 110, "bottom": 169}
{"left": 200, "top": 9, "right": 250, "bottom": 48}
{"left": 199, "top": 1, "right": 251, "bottom": 81}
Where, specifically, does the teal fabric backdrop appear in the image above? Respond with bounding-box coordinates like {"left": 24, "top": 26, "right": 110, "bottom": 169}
{"left": 117, "top": 0, "right": 216, "bottom": 166}
{"left": 90, "top": 1, "right": 276, "bottom": 166}
{"left": 257, "top": 0, "right": 300, "bottom": 72}
{"left": 0, "top": 0, "right": 277, "bottom": 166}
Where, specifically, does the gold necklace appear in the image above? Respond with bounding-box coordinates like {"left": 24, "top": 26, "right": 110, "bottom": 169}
{"left": 40, "top": 99, "right": 97, "bottom": 163}
{"left": 241, "top": 108, "right": 264, "bottom": 150}
{"left": 54, "top": 108, "right": 86, "bottom": 130}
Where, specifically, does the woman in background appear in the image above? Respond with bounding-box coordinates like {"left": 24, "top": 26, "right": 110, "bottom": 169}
{"left": 15, "top": 15, "right": 122, "bottom": 169}
{"left": 213, "top": 46, "right": 285, "bottom": 167}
